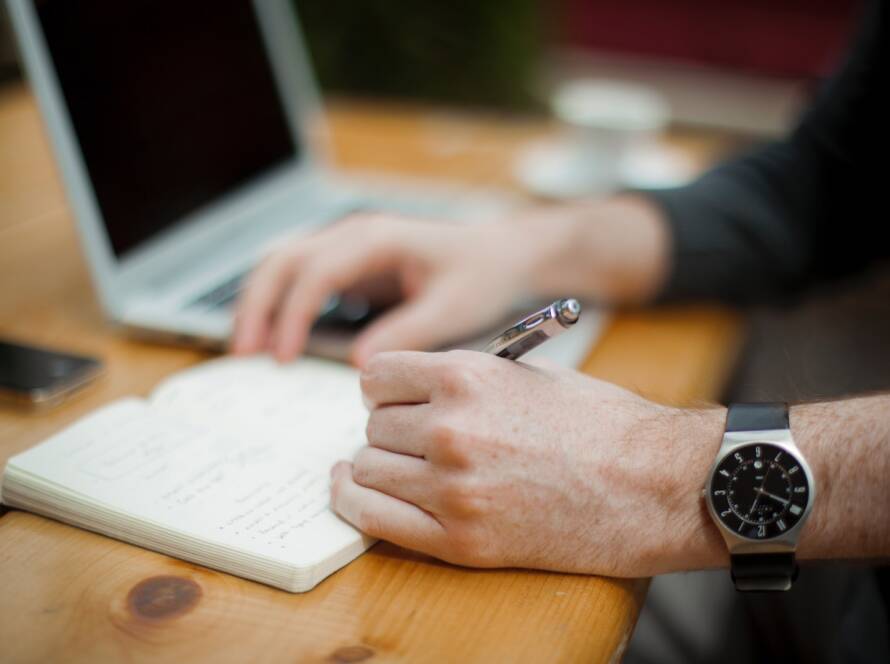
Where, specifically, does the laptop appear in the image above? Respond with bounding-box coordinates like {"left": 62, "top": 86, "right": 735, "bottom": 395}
{"left": 7, "top": 0, "right": 603, "bottom": 365}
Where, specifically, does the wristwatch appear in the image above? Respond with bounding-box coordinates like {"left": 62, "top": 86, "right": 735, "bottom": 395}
{"left": 703, "top": 403, "right": 816, "bottom": 591}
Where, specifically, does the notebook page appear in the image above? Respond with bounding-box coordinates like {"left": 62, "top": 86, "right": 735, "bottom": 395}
{"left": 4, "top": 395, "right": 366, "bottom": 570}
{"left": 148, "top": 355, "right": 367, "bottom": 470}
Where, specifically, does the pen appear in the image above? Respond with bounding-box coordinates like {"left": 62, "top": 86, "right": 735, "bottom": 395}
{"left": 483, "top": 298, "right": 581, "bottom": 361}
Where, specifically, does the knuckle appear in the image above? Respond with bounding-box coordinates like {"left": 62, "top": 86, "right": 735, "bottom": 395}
{"left": 241, "top": 258, "right": 280, "bottom": 295}
{"left": 429, "top": 419, "right": 458, "bottom": 448}
{"left": 429, "top": 421, "right": 470, "bottom": 466}
{"left": 359, "top": 365, "right": 383, "bottom": 400}
{"left": 280, "top": 239, "right": 308, "bottom": 262}
{"left": 265, "top": 245, "right": 301, "bottom": 274}
{"left": 362, "top": 351, "right": 393, "bottom": 377}
{"left": 337, "top": 212, "right": 391, "bottom": 239}
{"left": 356, "top": 509, "right": 384, "bottom": 538}
{"left": 351, "top": 448, "right": 375, "bottom": 485}
{"left": 365, "top": 212, "right": 399, "bottom": 231}
{"left": 438, "top": 476, "right": 482, "bottom": 516}
{"left": 335, "top": 214, "right": 364, "bottom": 230}
{"left": 436, "top": 361, "right": 476, "bottom": 398}
{"left": 445, "top": 349, "right": 479, "bottom": 363}
{"left": 323, "top": 213, "right": 368, "bottom": 244}
{"left": 296, "top": 260, "right": 329, "bottom": 290}
{"left": 256, "top": 248, "right": 286, "bottom": 272}
{"left": 359, "top": 368, "right": 376, "bottom": 400}
{"left": 364, "top": 413, "right": 380, "bottom": 444}
{"left": 360, "top": 352, "right": 399, "bottom": 396}
{"left": 364, "top": 410, "right": 395, "bottom": 447}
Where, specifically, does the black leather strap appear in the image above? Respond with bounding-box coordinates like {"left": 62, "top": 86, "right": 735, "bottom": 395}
{"left": 725, "top": 402, "right": 788, "bottom": 432}
{"left": 731, "top": 553, "right": 799, "bottom": 592}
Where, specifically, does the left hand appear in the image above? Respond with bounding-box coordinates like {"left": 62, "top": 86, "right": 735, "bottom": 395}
{"left": 330, "top": 350, "right": 725, "bottom": 577}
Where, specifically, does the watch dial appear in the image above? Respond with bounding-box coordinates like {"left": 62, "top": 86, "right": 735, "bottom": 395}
{"left": 710, "top": 443, "right": 810, "bottom": 540}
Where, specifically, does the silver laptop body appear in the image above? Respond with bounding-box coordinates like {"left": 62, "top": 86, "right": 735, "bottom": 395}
{"left": 6, "top": 0, "right": 508, "bottom": 354}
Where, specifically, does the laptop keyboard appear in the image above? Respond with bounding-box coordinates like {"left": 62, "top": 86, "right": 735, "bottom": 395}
{"left": 189, "top": 270, "right": 359, "bottom": 319}
{"left": 190, "top": 271, "right": 247, "bottom": 310}
{"left": 188, "top": 193, "right": 444, "bottom": 316}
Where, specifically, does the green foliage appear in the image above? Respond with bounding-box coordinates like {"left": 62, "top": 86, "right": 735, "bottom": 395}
{"left": 295, "top": 0, "right": 542, "bottom": 110}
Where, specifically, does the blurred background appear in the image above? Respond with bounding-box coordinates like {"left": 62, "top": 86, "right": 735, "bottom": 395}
{"left": 304, "top": 0, "right": 849, "bottom": 134}
{"left": 1, "top": 0, "right": 858, "bottom": 132}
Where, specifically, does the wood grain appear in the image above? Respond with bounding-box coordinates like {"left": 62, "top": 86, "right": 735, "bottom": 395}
{"left": 0, "top": 83, "right": 742, "bottom": 663}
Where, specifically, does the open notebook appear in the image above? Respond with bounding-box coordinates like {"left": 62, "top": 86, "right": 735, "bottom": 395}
{"left": 1, "top": 356, "right": 374, "bottom": 592}
{"left": 0, "top": 309, "right": 604, "bottom": 592}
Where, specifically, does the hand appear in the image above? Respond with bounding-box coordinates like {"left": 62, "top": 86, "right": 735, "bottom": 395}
{"left": 330, "top": 350, "right": 727, "bottom": 577}
{"left": 231, "top": 196, "right": 670, "bottom": 367}
{"left": 231, "top": 213, "right": 546, "bottom": 366}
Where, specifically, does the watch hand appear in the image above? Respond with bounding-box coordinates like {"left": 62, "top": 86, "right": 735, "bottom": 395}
{"left": 748, "top": 464, "right": 772, "bottom": 517}
{"left": 755, "top": 487, "right": 790, "bottom": 505}
{"left": 747, "top": 495, "right": 759, "bottom": 517}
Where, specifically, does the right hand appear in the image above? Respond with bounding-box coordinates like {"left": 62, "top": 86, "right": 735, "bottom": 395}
{"left": 231, "top": 213, "right": 542, "bottom": 366}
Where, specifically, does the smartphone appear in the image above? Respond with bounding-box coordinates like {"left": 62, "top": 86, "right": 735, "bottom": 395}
{"left": 0, "top": 340, "right": 103, "bottom": 406}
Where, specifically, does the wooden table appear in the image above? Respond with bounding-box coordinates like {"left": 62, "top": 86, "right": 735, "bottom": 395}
{"left": 0, "top": 82, "right": 743, "bottom": 663}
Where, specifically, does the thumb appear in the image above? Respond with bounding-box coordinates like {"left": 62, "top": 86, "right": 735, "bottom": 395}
{"left": 350, "top": 290, "right": 459, "bottom": 367}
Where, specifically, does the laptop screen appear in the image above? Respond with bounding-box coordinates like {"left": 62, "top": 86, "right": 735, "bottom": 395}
{"left": 36, "top": 1, "right": 300, "bottom": 258}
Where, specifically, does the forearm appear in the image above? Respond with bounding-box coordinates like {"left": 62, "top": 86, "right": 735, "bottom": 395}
{"left": 513, "top": 195, "right": 671, "bottom": 305}
{"left": 669, "top": 394, "right": 890, "bottom": 573}
{"left": 794, "top": 395, "right": 890, "bottom": 561}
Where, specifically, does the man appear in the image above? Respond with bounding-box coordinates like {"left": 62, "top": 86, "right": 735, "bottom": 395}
{"left": 232, "top": 0, "right": 887, "bottom": 653}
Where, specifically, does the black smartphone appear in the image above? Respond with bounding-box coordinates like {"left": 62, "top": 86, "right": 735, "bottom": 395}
{"left": 0, "top": 340, "right": 103, "bottom": 406}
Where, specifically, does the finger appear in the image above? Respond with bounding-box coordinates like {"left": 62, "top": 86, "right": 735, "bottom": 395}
{"left": 330, "top": 461, "right": 445, "bottom": 555}
{"left": 351, "top": 284, "right": 462, "bottom": 367}
{"left": 360, "top": 350, "right": 444, "bottom": 407}
{"left": 231, "top": 252, "right": 298, "bottom": 354}
{"left": 272, "top": 241, "right": 402, "bottom": 361}
{"left": 366, "top": 404, "right": 432, "bottom": 457}
{"left": 351, "top": 446, "right": 435, "bottom": 509}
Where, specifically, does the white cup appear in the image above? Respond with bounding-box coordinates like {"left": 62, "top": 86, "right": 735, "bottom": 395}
{"left": 551, "top": 79, "right": 670, "bottom": 193}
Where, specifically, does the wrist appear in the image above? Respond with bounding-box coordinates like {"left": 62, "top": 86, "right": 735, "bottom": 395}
{"left": 645, "top": 406, "right": 728, "bottom": 574}
{"left": 510, "top": 196, "right": 671, "bottom": 305}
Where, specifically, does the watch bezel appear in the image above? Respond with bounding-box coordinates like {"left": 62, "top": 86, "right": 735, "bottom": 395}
{"left": 704, "top": 429, "right": 816, "bottom": 556}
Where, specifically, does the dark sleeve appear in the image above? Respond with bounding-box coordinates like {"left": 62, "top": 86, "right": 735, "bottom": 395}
{"left": 649, "top": 0, "right": 886, "bottom": 305}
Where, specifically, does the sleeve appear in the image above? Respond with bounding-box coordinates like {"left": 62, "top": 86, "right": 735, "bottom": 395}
{"left": 649, "top": 0, "right": 886, "bottom": 305}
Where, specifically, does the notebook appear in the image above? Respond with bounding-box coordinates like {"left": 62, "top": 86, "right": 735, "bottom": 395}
{"left": 0, "top": 355, "right": 374, "bottom": 592}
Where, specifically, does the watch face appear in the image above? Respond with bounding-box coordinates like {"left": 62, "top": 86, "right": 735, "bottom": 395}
{"left": 709, "top": 443, "right": 810, "bottom": 540}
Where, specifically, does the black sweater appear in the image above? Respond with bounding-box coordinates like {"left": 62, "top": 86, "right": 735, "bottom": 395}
{"left": 651, "top": 1, "right": 886, "bottom": 304}
{"left": 650, "top": 3, "right": 890, "bottom": 637}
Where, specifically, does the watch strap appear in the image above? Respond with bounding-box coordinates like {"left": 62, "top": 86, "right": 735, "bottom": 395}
{"left": 725, "top": 402, "right": 788, "bottom": 432}
{"left": 730, "top": 553, "right": 799, "bottom": 592}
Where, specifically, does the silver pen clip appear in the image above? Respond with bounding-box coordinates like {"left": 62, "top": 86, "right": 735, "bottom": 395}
{"left": 483, "top": 298, "right": 581, "bottom": 361}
